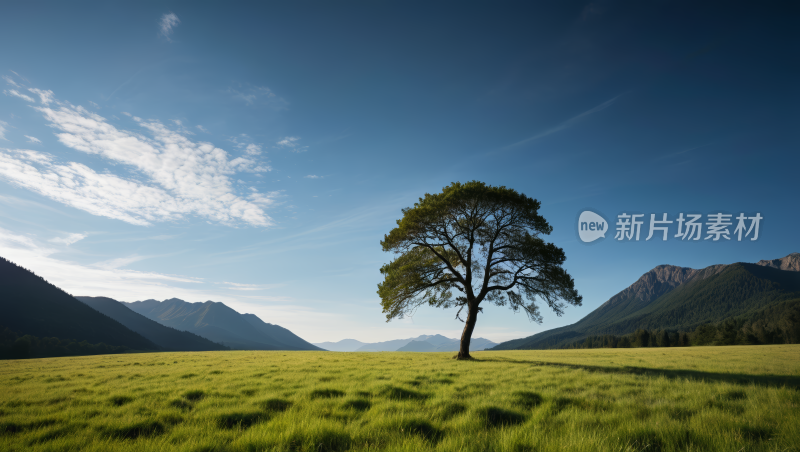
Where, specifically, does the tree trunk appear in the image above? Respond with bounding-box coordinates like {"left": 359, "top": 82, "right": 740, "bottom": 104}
{"left": 456, "top": 303, "right": 478, "bottom": 360}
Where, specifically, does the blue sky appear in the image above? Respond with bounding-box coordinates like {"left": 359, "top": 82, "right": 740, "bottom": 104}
{"left": 0, "top": 2, "right": 797, "bottom": 344}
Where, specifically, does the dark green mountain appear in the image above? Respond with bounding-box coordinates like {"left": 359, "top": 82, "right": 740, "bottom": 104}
{"left": 124, "top": 298, "right": 322, "bottom": 351}
{"left": 492, "top": 253, "right": 800, "bottom": 350}
{"left": 0, "top": 256, "right": 156, "bottom": 350}
{"left": 77, "top": 296, "right": 228, "bottom": 351}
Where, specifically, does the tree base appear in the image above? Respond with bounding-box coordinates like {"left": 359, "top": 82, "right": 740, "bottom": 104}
{"left": 453, "top": 352, "right": 474, "bottom": 360}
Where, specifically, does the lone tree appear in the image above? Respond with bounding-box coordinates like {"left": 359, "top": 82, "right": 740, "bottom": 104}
{"left": 378, "top": 181, "right": 582, "bottom": 359}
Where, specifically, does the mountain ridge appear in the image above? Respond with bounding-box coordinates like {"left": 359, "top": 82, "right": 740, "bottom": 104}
{"left": 76, "top": 296, "right": 228, "bottom": 351}
{"left": 492, "top": 253, "right": 800, "bottom": 350}
{"left": 0, "top": 256, "right": 157, "bottom": 351}
{"left": 757, "top": 252, "right": 800, "bottom": 272}
{"left": 124, "top": 298, "right": 322, "bottom": 351}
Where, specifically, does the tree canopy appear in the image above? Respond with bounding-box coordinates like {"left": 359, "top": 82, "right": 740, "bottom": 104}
{"left": 378, "top": 181, "right": 582, "bottom": 359}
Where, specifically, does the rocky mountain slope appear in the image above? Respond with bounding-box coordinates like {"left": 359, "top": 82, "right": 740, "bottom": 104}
{"left": 492, "top": 253, "right": 800, "bottom": 350}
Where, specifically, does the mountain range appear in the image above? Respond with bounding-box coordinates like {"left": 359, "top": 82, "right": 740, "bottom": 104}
{"left": 3, "top": 252, "right": 798, "bottom": 358}
{"left": 124, "top": 298, "right": 322, "bottom": 351}
{"left": 492, "top": 253, "right": 800, "bottom": 350}
{"left": 313, "top": 334, "right": 497, "bottom": 352}
{"left": 0, "top": 255, "right": 320, "bottom": 357}
{"left": 0, "top": 256, "right": 156, "bottom": 351}
{"left": 76, "top": 296, "right": 228, "bottom": 351}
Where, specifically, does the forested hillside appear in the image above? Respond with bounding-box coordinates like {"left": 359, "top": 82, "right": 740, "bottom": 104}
{"left": 493, "top": 254, "right": 800, "bottom": 350}
{"left": 77, "top": 296, "right": 228, "bottom": 351}
{"left": 0, "top": 257, "right": 157, "bottom": 352}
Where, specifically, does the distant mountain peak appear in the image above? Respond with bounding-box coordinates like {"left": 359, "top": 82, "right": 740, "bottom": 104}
{"left": 756, "top": 253, "right": 800, "bottom": 272}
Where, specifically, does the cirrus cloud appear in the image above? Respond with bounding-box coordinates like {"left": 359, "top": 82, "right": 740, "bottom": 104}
{"left": 0, "top": 88, "right": 278, "bottom": 227}
{"left": 4, "top": 89, "right": 35, "bottom": 103}
{"left": 48, "top": 232, "right": 87, "bottom": 246}
{"left": 159, "top": 13, "right": 180, "bottom": 40}
{"left": 2, "top": 75, "right": 20, "bottom": 87}
{"left": 0, "top": 148, "right": 191, "bottom": 226}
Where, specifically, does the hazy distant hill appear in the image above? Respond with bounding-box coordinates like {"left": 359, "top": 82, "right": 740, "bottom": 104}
{"left": 124, "top": 298, "right": 322, "bottom": 351}
{"left": 0, "top": 256, "right": 156, "bottom": 351}
{"left": 353, "top": 334, "right": 446, "bottom": 352}
{"left": 77, "top": 296, "right": 228, "bottom": 351}
{"left": 492, "top": 253, "right": 800, "bottom": 350}
{"left": 313, "top": 339, "right": 366, "bottom": 352}
{"left": 354, "top": 336, "right": 421, "bottom": 352}
{"left": 431, "top": 337, "right": 497, "bottom": 352}
{"left": 396, "top": 340, "right": 437, "bottom": 352}
{"left": 316, "top": 334, "right": 497, "bottom": 352}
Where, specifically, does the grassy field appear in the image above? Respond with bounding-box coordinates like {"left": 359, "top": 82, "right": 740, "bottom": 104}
{"left": 1, "top": 346, "right": 799, "bottom": 452}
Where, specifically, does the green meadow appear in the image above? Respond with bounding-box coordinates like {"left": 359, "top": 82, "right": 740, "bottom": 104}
{"left": 1, "top": 346, "right": 799, "bottom": 452}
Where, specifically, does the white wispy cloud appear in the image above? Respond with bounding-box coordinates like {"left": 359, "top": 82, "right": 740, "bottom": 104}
{"left": 169, "top": 119, "right": 195, "bottom": 135}
{"left": 304, "top": 175, "right": 320, "bottom": 179}
{"left": 14, "top": 94, "right": 276, "bottom": 226}
{"left": 159, "top": 12, "right": 180, "bottom": 40}
{"left": 1, "top": 85, "right": 286, "bottom": 228}
{"left": 92, "top": 254, "right": 149, "bottom": 270}
{"left": 277, "top": 136, "right": 299, "bottom": 147}
{"left": 0, "top": 227, "right": 207, "bottom": 301}
{"left": 0, "top": 115, "right": 274, "bottom": 226}
{"left": 4, "top": 89, "right": 35, "bottom": 102}
{"left": 228, "top": 85, "right": 287, "bottom": 109}
{"left": 9, "top": 71, "right": 26, "bottom": 82}
{"left": 221, "top": 281, "right": 265, "bottom": 291}
{"left": 196, "top": 125, "right": 208, "bottom": 133}
{"left": 248, "top": 188, "right": 281, "bottom": 206}
{"left": 48, "top": 232, "right": 86, "bottom": 246}
{"left": 500, "top": 95, "right": 620, "bottom": 150}
{"left": 276, "top": 136, "right": 309, "bottom": 153}
{"left": 88, "top": 101, "right": 100, "bottom": 109}
{"left": 28, "top": 88, "right": 55, "bottom": 105}
{"left": 0, "top": 148, "right": 189, "bottom": 226}
{"left": 2, "top": 75, "right": 20, "bottom": 87}
{"left": 229, "top": 136, "right": 268, "bottom": 162}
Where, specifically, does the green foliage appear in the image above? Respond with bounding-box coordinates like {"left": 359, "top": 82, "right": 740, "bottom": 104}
{"left": 1, "top": 348, "right": 798, "bottom": 451}
{"left": 378, "top": 181, "right": 581, "bottom": 356}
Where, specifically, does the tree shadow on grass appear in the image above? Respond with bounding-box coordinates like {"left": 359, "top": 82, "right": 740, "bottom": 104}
{"left": 472, "top": 357, "right": 800, "bottom": 390}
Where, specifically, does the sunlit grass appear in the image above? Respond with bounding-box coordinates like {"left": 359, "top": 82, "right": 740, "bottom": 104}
{"left": 1, "top": 345, "right": 799, "bottom": 451}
